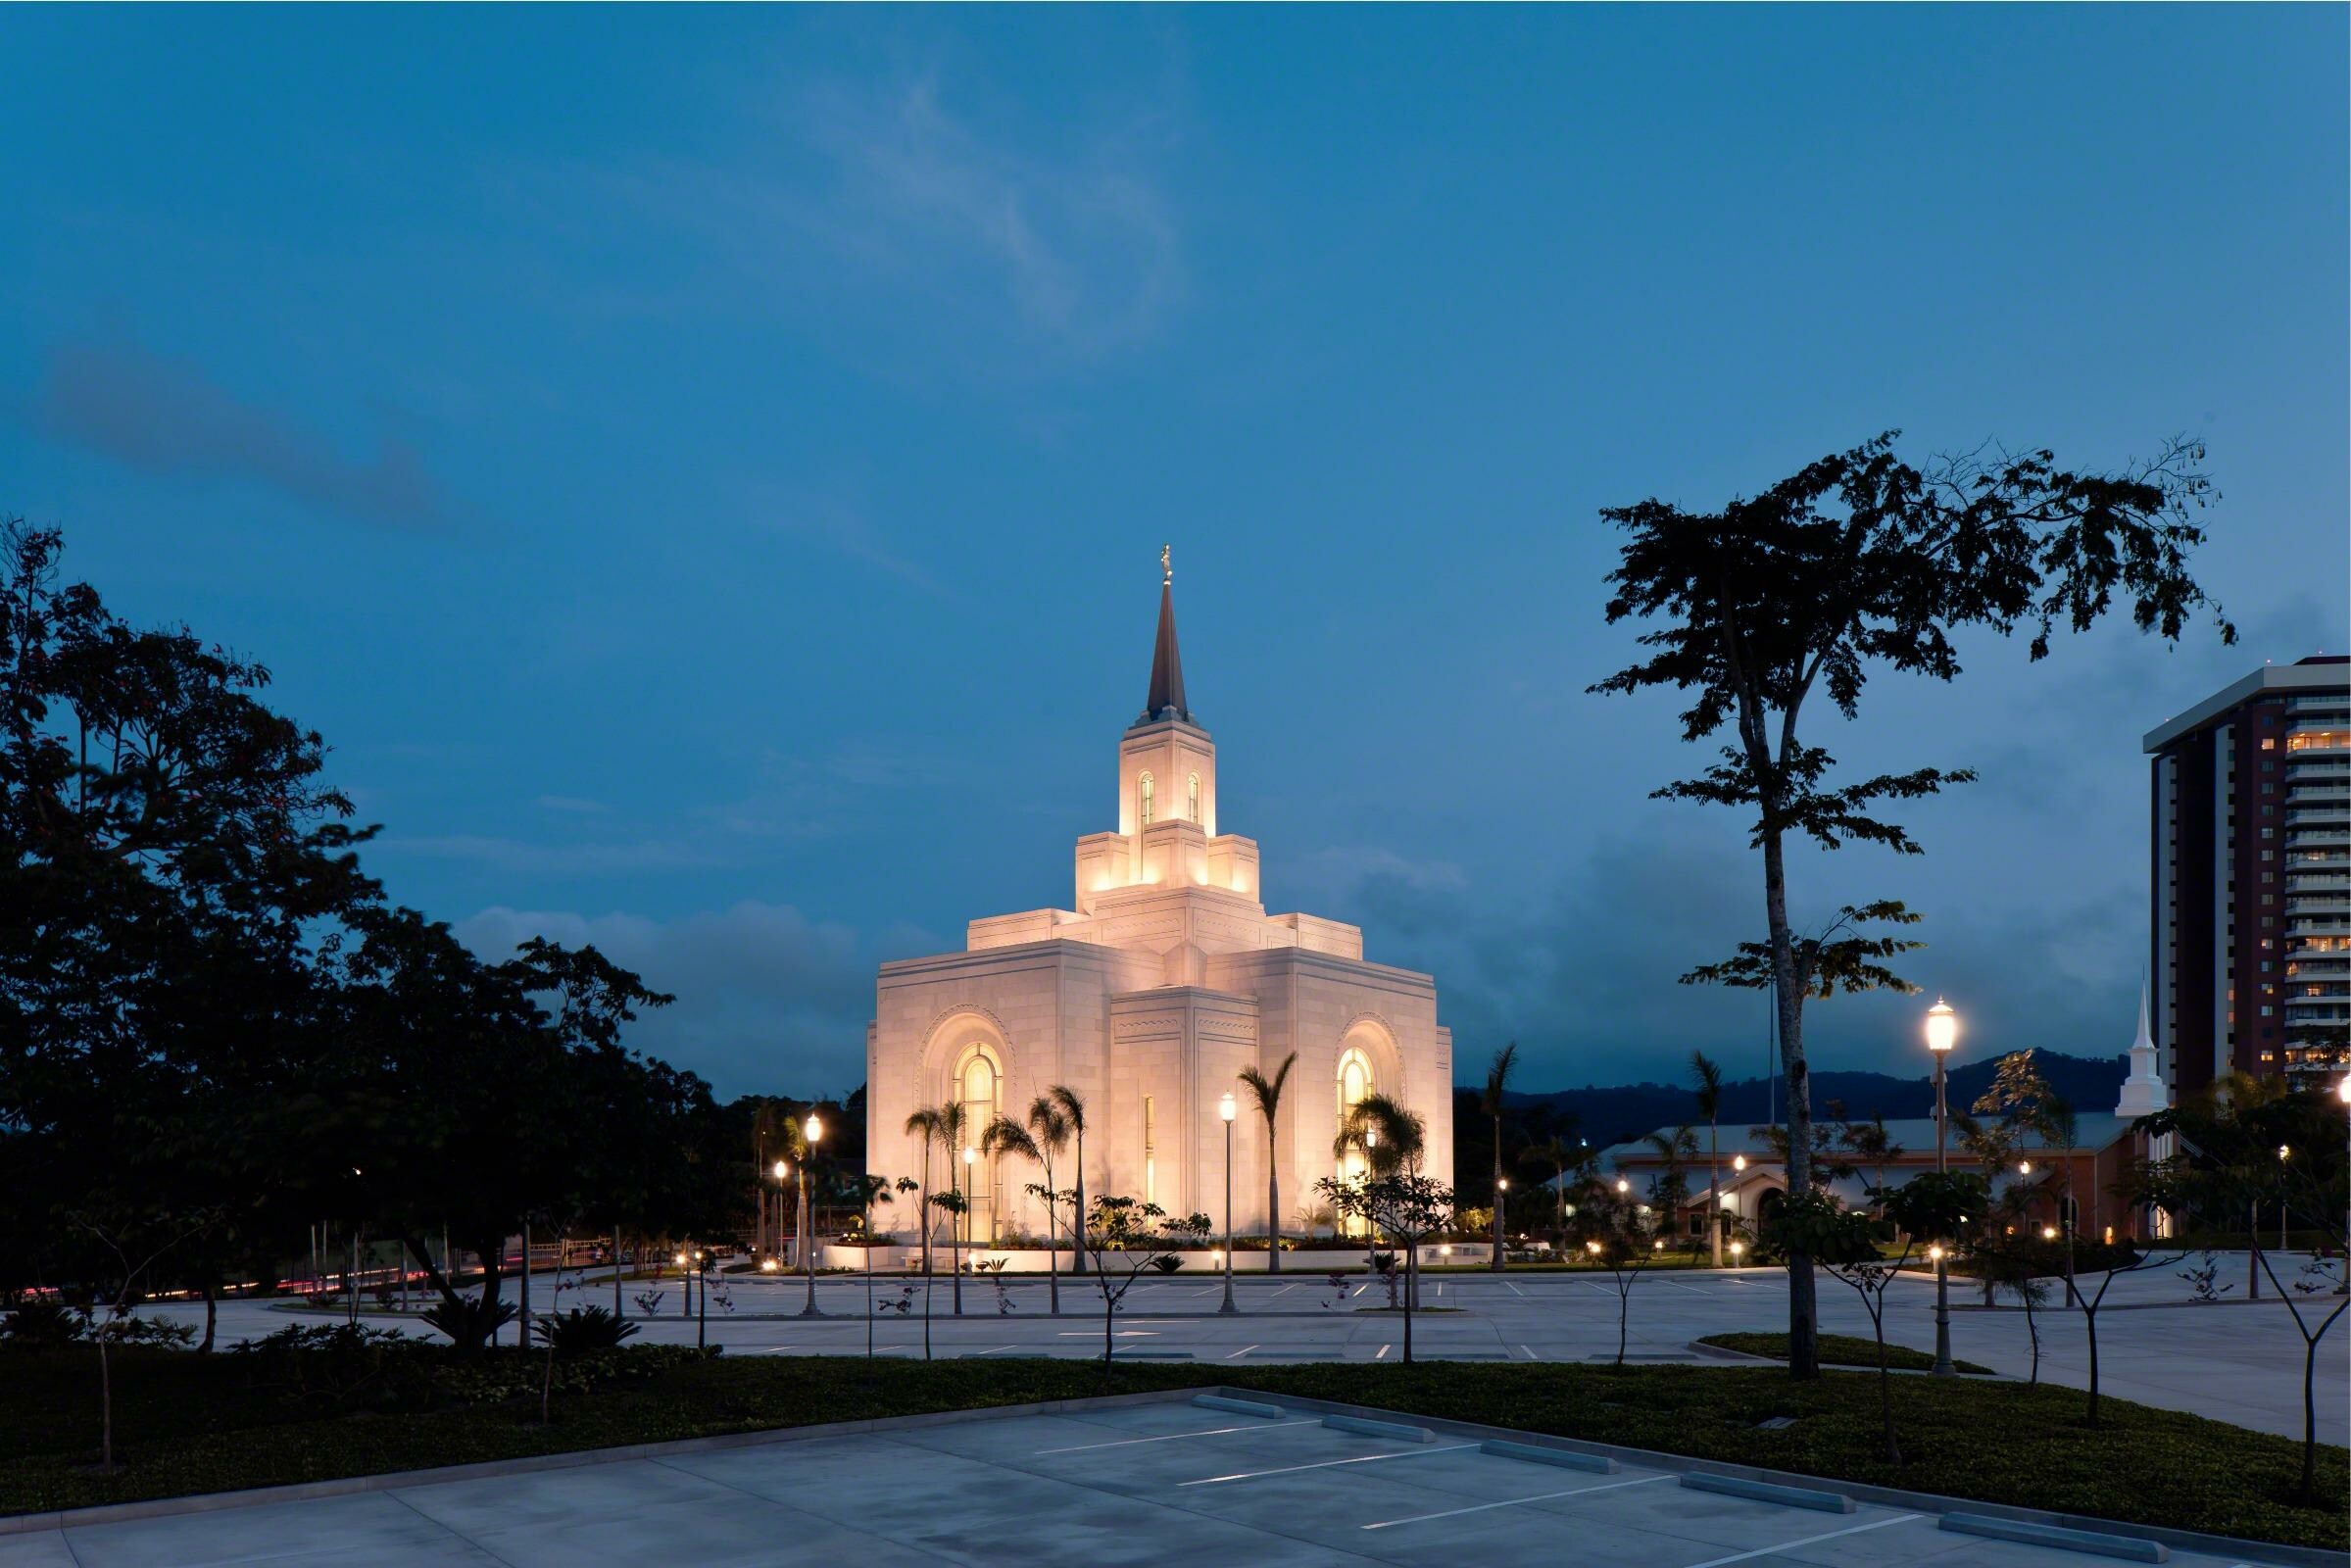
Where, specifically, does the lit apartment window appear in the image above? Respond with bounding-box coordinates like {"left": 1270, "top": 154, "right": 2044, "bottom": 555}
{"left": 1138, "top": 772, "right": 1154, "bottom": 829}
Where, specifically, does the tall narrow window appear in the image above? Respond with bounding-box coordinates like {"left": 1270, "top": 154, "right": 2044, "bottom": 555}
{"left": 1187, "top": 772, "right": 1200, "bottom": 822}
{"left": 1139, "top": 772, "right": 1154, "bottom": 829}
{"left": 1143, "top": 1096, "right": 1157, "bottom": 1203}
{"left": 1335, "top": 1047, "right": 1374, "bottom": 1236}
{"left": 955, "top": 1044, "right": 1002, "bottom": 1245}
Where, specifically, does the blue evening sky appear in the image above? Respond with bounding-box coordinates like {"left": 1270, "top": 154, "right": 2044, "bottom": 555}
{"left": 2, "top": 7, "right": 2343, "bottom": 1100}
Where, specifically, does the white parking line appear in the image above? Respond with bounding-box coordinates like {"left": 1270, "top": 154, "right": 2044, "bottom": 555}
{"left": 962, "top": 1345, "right": 1019, "bottom": 1356}
{"left": 1226, "top": 1345, "right": 1259, "bottom": 1359}
{"left": 1677, "top": 1513, "right": 1921, "bottom": 1568}
{"left": 1504, "top": 1280, "right": 1530, "bottom": 1298}
{"left": 1032, "top": 1419, "right": 1319, "bottom": 1455}
{"left": 1518, "top": 1343, "right": 1540, "bottom": 1361}
{"left": 1362, "top": 1472, "right": 1671, "bottom": 1529}
{"left": 1375, "top": 1344, "right": 1392, "bottom": 1360}
{"left": 1182, "top": 1442, "right": 1480, "bottom": 1487}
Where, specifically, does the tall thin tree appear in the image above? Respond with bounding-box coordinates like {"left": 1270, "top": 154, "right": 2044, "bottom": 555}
{"left": 1592, "top": 430, "right": 2227, "bottom": 1375}
{"left": 1481, "top": 1043, "right": 1519, "bottom": 1271}
{"left": 1049, "top": 1084, "right": 1089, "bottom": 1277}
{"left": 1690, "top": 1052, "right": 1724, "bottom": 1266}
{"left": 1236, "top": 1052, "right": 1297, "bottom": 1273}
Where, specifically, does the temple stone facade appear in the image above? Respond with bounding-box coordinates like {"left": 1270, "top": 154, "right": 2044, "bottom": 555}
{"left": 865, "top": 559, "right": 1453, "bottom": 1243}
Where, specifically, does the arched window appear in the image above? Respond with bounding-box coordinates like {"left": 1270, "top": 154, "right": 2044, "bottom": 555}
{"left": 1139, "top": 772, "right": 1154, "bottom": 829}
{"left": 1335, "top": 1047, "right": 1375, "bottom": 1234}
{"left": 1187, "top": 772, "right": 1200, "bottom": 822}
{"left": 954, "top": 1043, "right": 1002, "bottom": 1245}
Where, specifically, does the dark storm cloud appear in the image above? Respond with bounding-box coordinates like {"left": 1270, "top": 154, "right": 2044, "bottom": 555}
{"left": 35, "top": 338, "right": 445, "bottom": 530}
{"left": 1304, "top": 823, "right": 2145, "bottom": 1091}
{"left": 455, "top": 902, "right": 937, "bottom": 1100}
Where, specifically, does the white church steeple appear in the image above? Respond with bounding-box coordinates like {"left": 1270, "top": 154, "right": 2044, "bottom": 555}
{"left": 2115, "top": 980, "right": 2168, "bottom": 1118}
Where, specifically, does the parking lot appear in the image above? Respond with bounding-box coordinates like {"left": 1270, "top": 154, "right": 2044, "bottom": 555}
{"left": 0, "top": 1388, "right": 2301, "bottom": 1567}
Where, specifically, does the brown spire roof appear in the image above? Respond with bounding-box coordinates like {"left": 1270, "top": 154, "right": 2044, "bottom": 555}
{"left": 1139, "top": 565, "right": 1191, "bottom": 726}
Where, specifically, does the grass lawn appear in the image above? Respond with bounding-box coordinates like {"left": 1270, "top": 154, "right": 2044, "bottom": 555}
{"left": 1, "top": 1348, "right": 2341, "bottom": 1550}
{"left": 1698, "top": 1332, "right": 1995, "bottom": 1376}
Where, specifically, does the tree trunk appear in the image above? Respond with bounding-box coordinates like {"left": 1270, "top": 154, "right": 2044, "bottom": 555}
{"left": 2084, "top": 1309, "right": 2101, "bottom": 1428}
{"left": 96, "top": 1330, "right": 114, "bottom": 1472}
{"left": 2301, "top": 1333, "right": 2319, "bottom": 1497}
{"left": 1267, "top": 1145, "right": 1283, "bottom": 1275}
{"left": 1708, "top": 1120, "right": 1721, "bottom": 1268}
{"left": 1069, "top": 1135, "right": 1087, "bottom": 1277}
{"left": 1873, "top": 1310, "right": 1900, "bottom": 1465}
{"left": 1616, "top": 1283, "right": 1629, "bottom": 1367}
{"left": 1763, "top": 826, "right": 1820, "bottom": 1379}
{"left": 199, "top": 1279, "right": 217, "bottom": 1354}
{"left": 1046, "top": 1177, "right": 1060, "bottom": 1315}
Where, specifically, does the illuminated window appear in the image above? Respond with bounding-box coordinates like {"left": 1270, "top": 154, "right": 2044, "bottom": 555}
{"left": 1187, "top": 772, "right": 1200, "bottom": 822}
{"left": 1335, "top": 1047, "right": 1376, "bottom": 1233}
{"left": 1143, "top": 1096, "right": 1157, "bottom": 1203}
{"left": 955, "top": 1043, "right": 1002, "bottom": 1244}
{"left": 1139, "top": 772, "right": 1154, "bottom": 829}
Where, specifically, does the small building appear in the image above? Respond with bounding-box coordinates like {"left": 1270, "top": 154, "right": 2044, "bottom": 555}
{"left": 1579, "top": 995, "right": 2178, "bottom": 1246}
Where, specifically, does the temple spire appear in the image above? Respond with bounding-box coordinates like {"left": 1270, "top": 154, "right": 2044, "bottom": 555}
{"left": 1140, "top": 545, "right": 1191, "bottom": 724}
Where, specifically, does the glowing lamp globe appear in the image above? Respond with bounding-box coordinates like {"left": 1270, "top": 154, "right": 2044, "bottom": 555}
{"left": 1925, "top": 998, "right": 1958, "bottom": 1054}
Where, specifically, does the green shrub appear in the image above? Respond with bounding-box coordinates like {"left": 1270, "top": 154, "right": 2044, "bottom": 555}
{"left": 2, "top": 1298, "right": 83, "bottom": 1348}
{"left": 420, "top": 1296, "right": 519, "bottom": 1347}
{"left": 530, "top": 1306, "right": 639, "bottom": 1358}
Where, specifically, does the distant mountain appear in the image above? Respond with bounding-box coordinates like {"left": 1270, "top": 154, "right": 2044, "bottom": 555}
{"left": 1505, "top": 1052, "right": 2130, "bottom": 1150}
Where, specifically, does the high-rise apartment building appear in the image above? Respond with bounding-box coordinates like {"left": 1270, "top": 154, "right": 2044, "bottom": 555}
{"left": 2146, "top": 655, "right": 2349, "bottom": 1098}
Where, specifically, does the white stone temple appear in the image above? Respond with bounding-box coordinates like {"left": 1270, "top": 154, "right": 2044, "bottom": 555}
{"left": 864, "top": 553, "right": 1453, "bottom": 1243}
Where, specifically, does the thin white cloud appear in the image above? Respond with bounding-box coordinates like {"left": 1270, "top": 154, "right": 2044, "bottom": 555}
{"left": 379, "top": 834, "right": 717, "bottom": 876}
{"left": 562, "top": 70, "right": 1186, "bottom": 365}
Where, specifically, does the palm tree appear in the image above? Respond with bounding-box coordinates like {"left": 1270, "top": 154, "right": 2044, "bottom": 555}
{"left": 982, "top": 1108, "right": 1060, "bottom": 1315}
{"left": 901, "top": 1106, "right": 943, "bottom": 1281}
{"left": 1337, "top": 1092, "right": 1427, "bottom": 1176}
{"left": 938, "top": 1099, "right": 971, "bottom": 1316}
{"left": 1481, "top": 1043, "right": 1520, "bottom": 1272}
{"left": 1050, "top": 1084, "right": 1089, "bottom": 1277}
{"left": 1027, "top": 1095, "right": 1074, "bottom": 1311}
{"left": 1335, "top": 1094, "right": 1429, "bottom": 1305}
{"left": 1691, "top": 1052, "right": 1725, "bottom": 1266}
{"left": 1237, "top": 1053, "right": 1298, "bottom": 1273}
{"left": 1641, "top": 1126, "right": 1698, "bottom": 1250}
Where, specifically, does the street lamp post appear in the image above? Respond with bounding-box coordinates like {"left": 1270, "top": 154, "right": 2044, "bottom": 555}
{"left": 800, "top": 1112, "right": 825, "bottom": 1317}
{"left": 1219, "top": 1092, "right": 1239, "bottom": 1315}
{"left": 2278, "top": 1145, "right": 2291, "bottom": 1252}
{"left": 1925, "top": 997, "right": 1958, "bottom": 1377}
{"left": 2337, "top": 1078, "right": 2351, "bottom": 1267}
